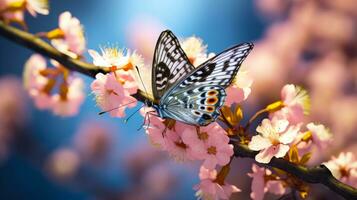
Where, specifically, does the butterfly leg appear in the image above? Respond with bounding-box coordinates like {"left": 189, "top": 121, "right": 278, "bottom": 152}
{"left": 138, "top": 111, "right": 159, "bottom": 130}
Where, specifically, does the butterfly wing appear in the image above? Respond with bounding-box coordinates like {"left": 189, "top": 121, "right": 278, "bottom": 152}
{"left": 152, "top": 30, "right": 195, "bottom": 101}
{"left": 173, "top": 42, "right": 254, "bottom": 92}
{"left": 160, "top": 43, "right": 253, "bottom": 126}
{"left": 161, "top": 85, "right": 226, "bottom": 126}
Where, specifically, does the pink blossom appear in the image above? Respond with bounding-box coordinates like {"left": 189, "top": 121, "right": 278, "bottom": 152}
{"left": 306, "top": 122, "right": 332, "bottom": 149}
{"left": 51, "top": 11, "right": 85, "bottom": 57}
{"left": 180, "top": 124, "right": 207, "bottom": 159}
{"left": 248, "top": 118, "right": 300, "bottom": 163}
{"left": 88, "top": 47, "right": 140, "bottom": 94}
{"left": 248, "top": 164, "right": 285, "bottom": 200}
{"left": 0, "top": 0, "right": 48, "bottom": 23}
{"left": 201, "top": 123, "right": 234, "bottom": 169}
{"left": 51, "top": 77, "right": 85, "bottom": 116}
{"left": 162, "top": 128, "right": 193, "bottom": 161}
{"left": 195, "top": 166, "right": 240, "bottom": 200}
{"left": 23, "top": 54, "right": 52, "bottom": 109}
{"left": 91, "top": 72, "right": 137, "bottom": 118}
{"left": 144, "top": 117, "right": 233, "bottom": 166}
{"left": 248, "top": 164, "right": 267, "bottom": 200}
{"left": 270, "top": 84, "right": 310, "bottom": 125}
{"left": 324, "top": 152, "right": 357, "bottom": 188}
{"left": 149, "top": 120, "right": 200, "bottom": 161}
{"left": 225, "top": 71, "right": 253, "bottom": 105}
{"left": 143, "top": 111, "right": 166, "bottom": 147}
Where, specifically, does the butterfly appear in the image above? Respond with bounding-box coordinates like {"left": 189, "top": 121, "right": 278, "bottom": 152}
{"left": 142, "top": 30, "right": 253, "bottom": 126}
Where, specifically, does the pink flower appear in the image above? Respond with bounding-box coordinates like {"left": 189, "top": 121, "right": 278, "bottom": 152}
{"left": 148, "top": 119, "right": 201, "bottom": 161}
{"left": 248, "top": 118, "right": 300, "bottom": 163}
{"left": 23, "top": 55, "right": 85, "bottom": 116}
{"left": 51, "top": 77, "right": 85, "bottom": 116}
{"left": 324, "top": 152, "right": 357, "bottom": 188}
{"left": 88, "top": 47, "right": 140, "bottom": 94}
{"left": 248, "top": 164, "right": 285, "bottom": 200}
{"left": 195, "top": 166, "right": 240, "bottom": 200}
{"left": 225, "top": 71, "right": 253, "bottom": 105}
{"left": 162, "top": 127, "right": 194, "bottom": 161}
{"left": 270, "top": 84, "right": 310, "bottom": 125}
{"left": 306, "top": 122, "right": 332, "bottom": 149}
{"left": 144, "top": 117, "right": 233, "bottom": 166}
{"left": 91, "top": 73, "right": 137, "bottom": 118}
{"left": 23, "top": 54, "right": 52, "bottom": 109}
{"left": 201, "top": 123, "right": 234, "bottom": 169}
{"left": 180, "top": 124, "right": 207, "bottom": 159}
{"left": 143, "top": 111, "right": 166, "bottom": 147}
{"left": 0, "top": 0, "right": 48, "bottom": 23}
{"left": 51, "top": 11, "right": 86, "bottom": 58}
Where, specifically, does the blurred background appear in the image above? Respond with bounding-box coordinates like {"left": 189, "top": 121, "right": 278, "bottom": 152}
{"left": 0, "top": 0, "right": 356, "bottom": 199}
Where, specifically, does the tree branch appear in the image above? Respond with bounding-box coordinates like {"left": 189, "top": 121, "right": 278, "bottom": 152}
{"left": 0, "top": 21, "right": 356, "bottom": 199}
{"left": 232, "top": 141, "right": 357, "bottom": 199}
{"left": 0, "top": 21, "right": 109, "bottom": 77}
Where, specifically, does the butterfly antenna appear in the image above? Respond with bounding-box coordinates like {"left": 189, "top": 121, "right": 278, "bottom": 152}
{"left": 98, "top": 100, "right": 137, "bottom": 115}
{"left": 124, "top": 104, "right": 144, "bottom": 123}
{"left": 135, "top": 66, "right": 150, "bottom": 101}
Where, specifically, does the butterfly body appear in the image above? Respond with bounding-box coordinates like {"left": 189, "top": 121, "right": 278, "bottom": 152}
{"left": 147, "top": 30, "right": 253, "bottom": 126}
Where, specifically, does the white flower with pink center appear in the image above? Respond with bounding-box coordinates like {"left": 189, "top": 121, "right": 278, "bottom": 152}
{"left": 88, "top": 47, "right": 144, "bottom": 70}
{"left": 324, "top": 152, "right": 357, "bottom": 188}
{"left": 195, "top": 166, "right": 240, "bottom": 200}
{"left": 248, "top": 118, "right": 300, "bottom": 163}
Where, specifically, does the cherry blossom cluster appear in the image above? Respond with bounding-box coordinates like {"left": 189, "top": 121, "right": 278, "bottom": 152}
{"left": 2, "top": 2, "right": 356, "bottom": 198}
{"left": 245, "top": 84, "right": 357, "bottom": 199}
{"left": 71, "top": 34, "right": 357, "bottom": 199}
{"left": 20, "top": 10, "right": 86, "bottom": 116}
{"left": 87, "top": 36, "right": 256, "bottom": 199}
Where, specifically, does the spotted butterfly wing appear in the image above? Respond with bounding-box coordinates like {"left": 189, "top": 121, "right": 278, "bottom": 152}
{"left": 160, "top": 85, "right": 226, "bottom": 126}
{"left": 159, "top": 43, "right": 254, "bottom": 126}
{"left": 152, "top": 30, "right": 195, "bottom": 101}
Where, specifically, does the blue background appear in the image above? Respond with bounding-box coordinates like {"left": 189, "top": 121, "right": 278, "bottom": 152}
{"left": 0, "top": 0, "right": 265, "bottom": 199}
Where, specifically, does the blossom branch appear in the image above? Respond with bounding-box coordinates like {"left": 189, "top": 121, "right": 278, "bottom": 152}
{"left": 0, "top": 21, "right": 356, "bottom": 199}
{"left": 0, "top": 21, "right": 109, "bottom": 77}
{"left": 232, "top": 141, "right": 357, "bottom": 199}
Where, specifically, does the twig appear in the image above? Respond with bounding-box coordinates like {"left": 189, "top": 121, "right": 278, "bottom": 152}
{"left": 0, "top": 21, "right": 109, "bottom": 77}
{"left": 232, "top": 142, "right": 357, "bottom": 199}
{"left": 0, "top": 21, "right": 356, "bottom": 200}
